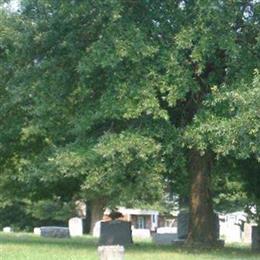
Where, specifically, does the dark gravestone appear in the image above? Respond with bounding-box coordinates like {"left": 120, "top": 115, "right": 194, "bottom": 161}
{"left": 40, "top": 226, "right": 70, "bottom": 238}
{"left": 252, "top": 226, "right": 260, "bottom": 251}
{"left": 177, "top": 210, "right": 219, "bottom": 240}
{"left": 99, "top": 220, "right": 133, "bottom": 246}
{"left": 177, "top": 210, "right": 189, "bottom": 239}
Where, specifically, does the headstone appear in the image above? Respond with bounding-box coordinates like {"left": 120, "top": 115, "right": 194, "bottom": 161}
{"left": 99, "top": 220, "right": 133, "bottom": 246}
{"left": 177, "top": 210, "right": 189, "bottom": 239}
{"left": 152, "top": 233, "right": 178, "bottom": 245}
{"left": 93, "top": 221, "right": 101, "bottom": 237}
{"left": 34, "top": 227, "right": 41, "bottom": 235}
{"left": 177, "top": 210, "right": 219, "bottom": 240}
{"left": 242, "top": 223, "right": 252, "bottom": 244}
{"left": 98, "top": 245, "right": 124, "bottom": 260}
{"left": 252, "top": 226, "right": 260, "bottom": 251}
{"left": 132, "top": 228, "right": 151, "bottom": 238}
{"left": 69, "top": 217, "right": 83, "bottom": 237}
{"left": 219, "top": 212, "right": 245, "bottom": 243}
{"left": 3, "top": 227, "right": 12, "bottom": 233}
{"left": 40, "top": 226, "right": 70, "bottom": 238}
{"left": 157, "top": 227, "right": 177, "bottom": 234}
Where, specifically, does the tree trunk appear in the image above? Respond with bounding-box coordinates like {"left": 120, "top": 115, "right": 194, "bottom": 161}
{"left": 87, "top": 199, "right": 106, "bottom": 235}
{"left": 186, "top": 150, "right": 217, "bottom": 247}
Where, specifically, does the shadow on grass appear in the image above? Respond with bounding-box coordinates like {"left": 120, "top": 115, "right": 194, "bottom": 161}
{"left": 0, "top": 233, "right": 97, "bottom": 249}
{"left": 127, "top": 242, "right": 260, "bottom": 258}
{"left": 1, "top": 233, "right": 259, "bottom": 257}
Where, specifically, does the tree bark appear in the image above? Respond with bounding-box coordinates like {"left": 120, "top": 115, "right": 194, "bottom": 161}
{"left": 87, "top": 199, "right": 106, "bottom": 235}
{"left": 186, "top": 150, "right": 217, "bottom": 246}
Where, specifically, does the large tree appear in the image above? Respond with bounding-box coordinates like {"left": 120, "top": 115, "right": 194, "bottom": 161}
{"left": 1, "top": 0, "right": 259, "bottom": 245}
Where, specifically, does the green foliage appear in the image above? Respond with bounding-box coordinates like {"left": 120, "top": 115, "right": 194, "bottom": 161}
{"left": 0, "top": 202, "right": 33, "bottom": 231}
{"left": 212, "top": 160, "right": 248, "bottom": 213}
{"left": 84, "top": 131, "right": 165, "bottom": 206}
{"left": 237, "top": 158, "right": 260, "bottom": 224}
{"left": 185, "top": 72, "right": 260, "bottom": 160}
{"left": 27, "top": 199, "right": 76, "bottom": 222}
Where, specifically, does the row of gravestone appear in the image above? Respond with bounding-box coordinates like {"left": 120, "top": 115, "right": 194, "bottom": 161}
{"left": 1, "top": 212, "right": 219, "bottom": 243}
{"left": 98, "top": 211, "right": 219, "bottom": 246}
{"left": 33, "top": 219, "right": 133, "bottom": 243}
{"left": 101, "top": 211, "right": 260, "bottom": 250}
{"left": 33, "top": 217, "right": 83, "bottom": 238}
{"left": 153, "top": 210, "right": 220, "bottom": 245}
{"left": 2, "top": 213, "right": 259, "bottom": 251}
{"left": 2, "top": 217, "right": 83, "bottom": 238}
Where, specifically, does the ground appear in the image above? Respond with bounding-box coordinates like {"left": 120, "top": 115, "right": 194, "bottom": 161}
{"left": 0, "top": 233, "right": 259, "bottom": 260}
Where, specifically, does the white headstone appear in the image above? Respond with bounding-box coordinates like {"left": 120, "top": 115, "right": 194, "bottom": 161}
{"left": 93, "top": 221, "right": 101, "bottom": 237}
{"left": 242, "top": 223, "right": 252, "bottom": 244}
{"left": 3, "top": 227, "right": 12, "bottom": 233}
{"left": 34, "top": 227, "right": 41, "bottom": 235}
{"left": 219, "top": 212, "right": 244, "bottom": 243}
{"left": 132, "top": 228, "right": 151, "bottom": 238}
{"left": 157, "top": 227, "right": 177, "bottom": 234}
{"left": 69, "top": 217, "right": 83, "bottom": 237}
{"left": 98, "top": 246, "right": 124, "bottom": 260}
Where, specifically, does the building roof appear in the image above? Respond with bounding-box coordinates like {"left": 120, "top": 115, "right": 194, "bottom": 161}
{"left": 118, "top": 207, "right": 159, "bottom": 216}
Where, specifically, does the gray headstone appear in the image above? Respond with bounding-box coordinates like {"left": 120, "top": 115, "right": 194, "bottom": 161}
{"left": 177, "top": 210, "right": 189, "bottom": 239}
{"left": 40, "top": 226, "right": 70, "bottom": 238}
{"left": 214, "top": 213, "right": 220, "bottom": 239}
{"left": 152, "top": 233, "right": 178, "bottom": 245}
{"left": 99, "top": 220, "right": 133, "bottom": 246}
{"left": 98, "top": 245, "right": 124, "bottom": 260}
{"left": 252, "top": 226, "right": 260, "bottom": 251}
{"left": 177, "top": 210, "right": 219, "bottom": 239}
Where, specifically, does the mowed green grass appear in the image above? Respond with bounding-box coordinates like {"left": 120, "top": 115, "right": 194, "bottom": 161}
{"left": 0, "top": 232, "right": 259, "bottom": 260}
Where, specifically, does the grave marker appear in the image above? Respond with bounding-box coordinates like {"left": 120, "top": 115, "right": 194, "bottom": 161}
{"left": 98, "top": 245, "right": 124, "bottom": 260}
{"left": 99, "top": 220, "right": 133, "bottom": 246}
{"left": 69, "top": 217, "right": 83, "bottom": 237}
{"left": 3, "top": 227, "right": 12, "bottom": 233}
{"left": 152, "top": 233, "right": 178, "bottom": 245}
{"left": 252, "top": 226, "right": 260, "bottom": 251}
{"left": 40, "top": 226, "right": 70, "bottom": 238}
{"left": 34, "top": 227, "right": 41, "bottom": 235}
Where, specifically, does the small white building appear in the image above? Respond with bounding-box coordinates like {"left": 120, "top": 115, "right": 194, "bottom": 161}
{"left": 93, "top": 207, "right": 160, "bottom": 238}
{"left": 118, "top": 208, "right": 158, "bottom": 228}
{"left": 118, "top": 207, "right": 159, "bottom": 238}
{"left": 93, "top": 207, "right": 177, "bottom": 239}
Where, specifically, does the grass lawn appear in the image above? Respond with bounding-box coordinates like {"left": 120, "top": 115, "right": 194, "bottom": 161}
{"left": 0, "top": 232, "right": 259, "bottom": 260}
